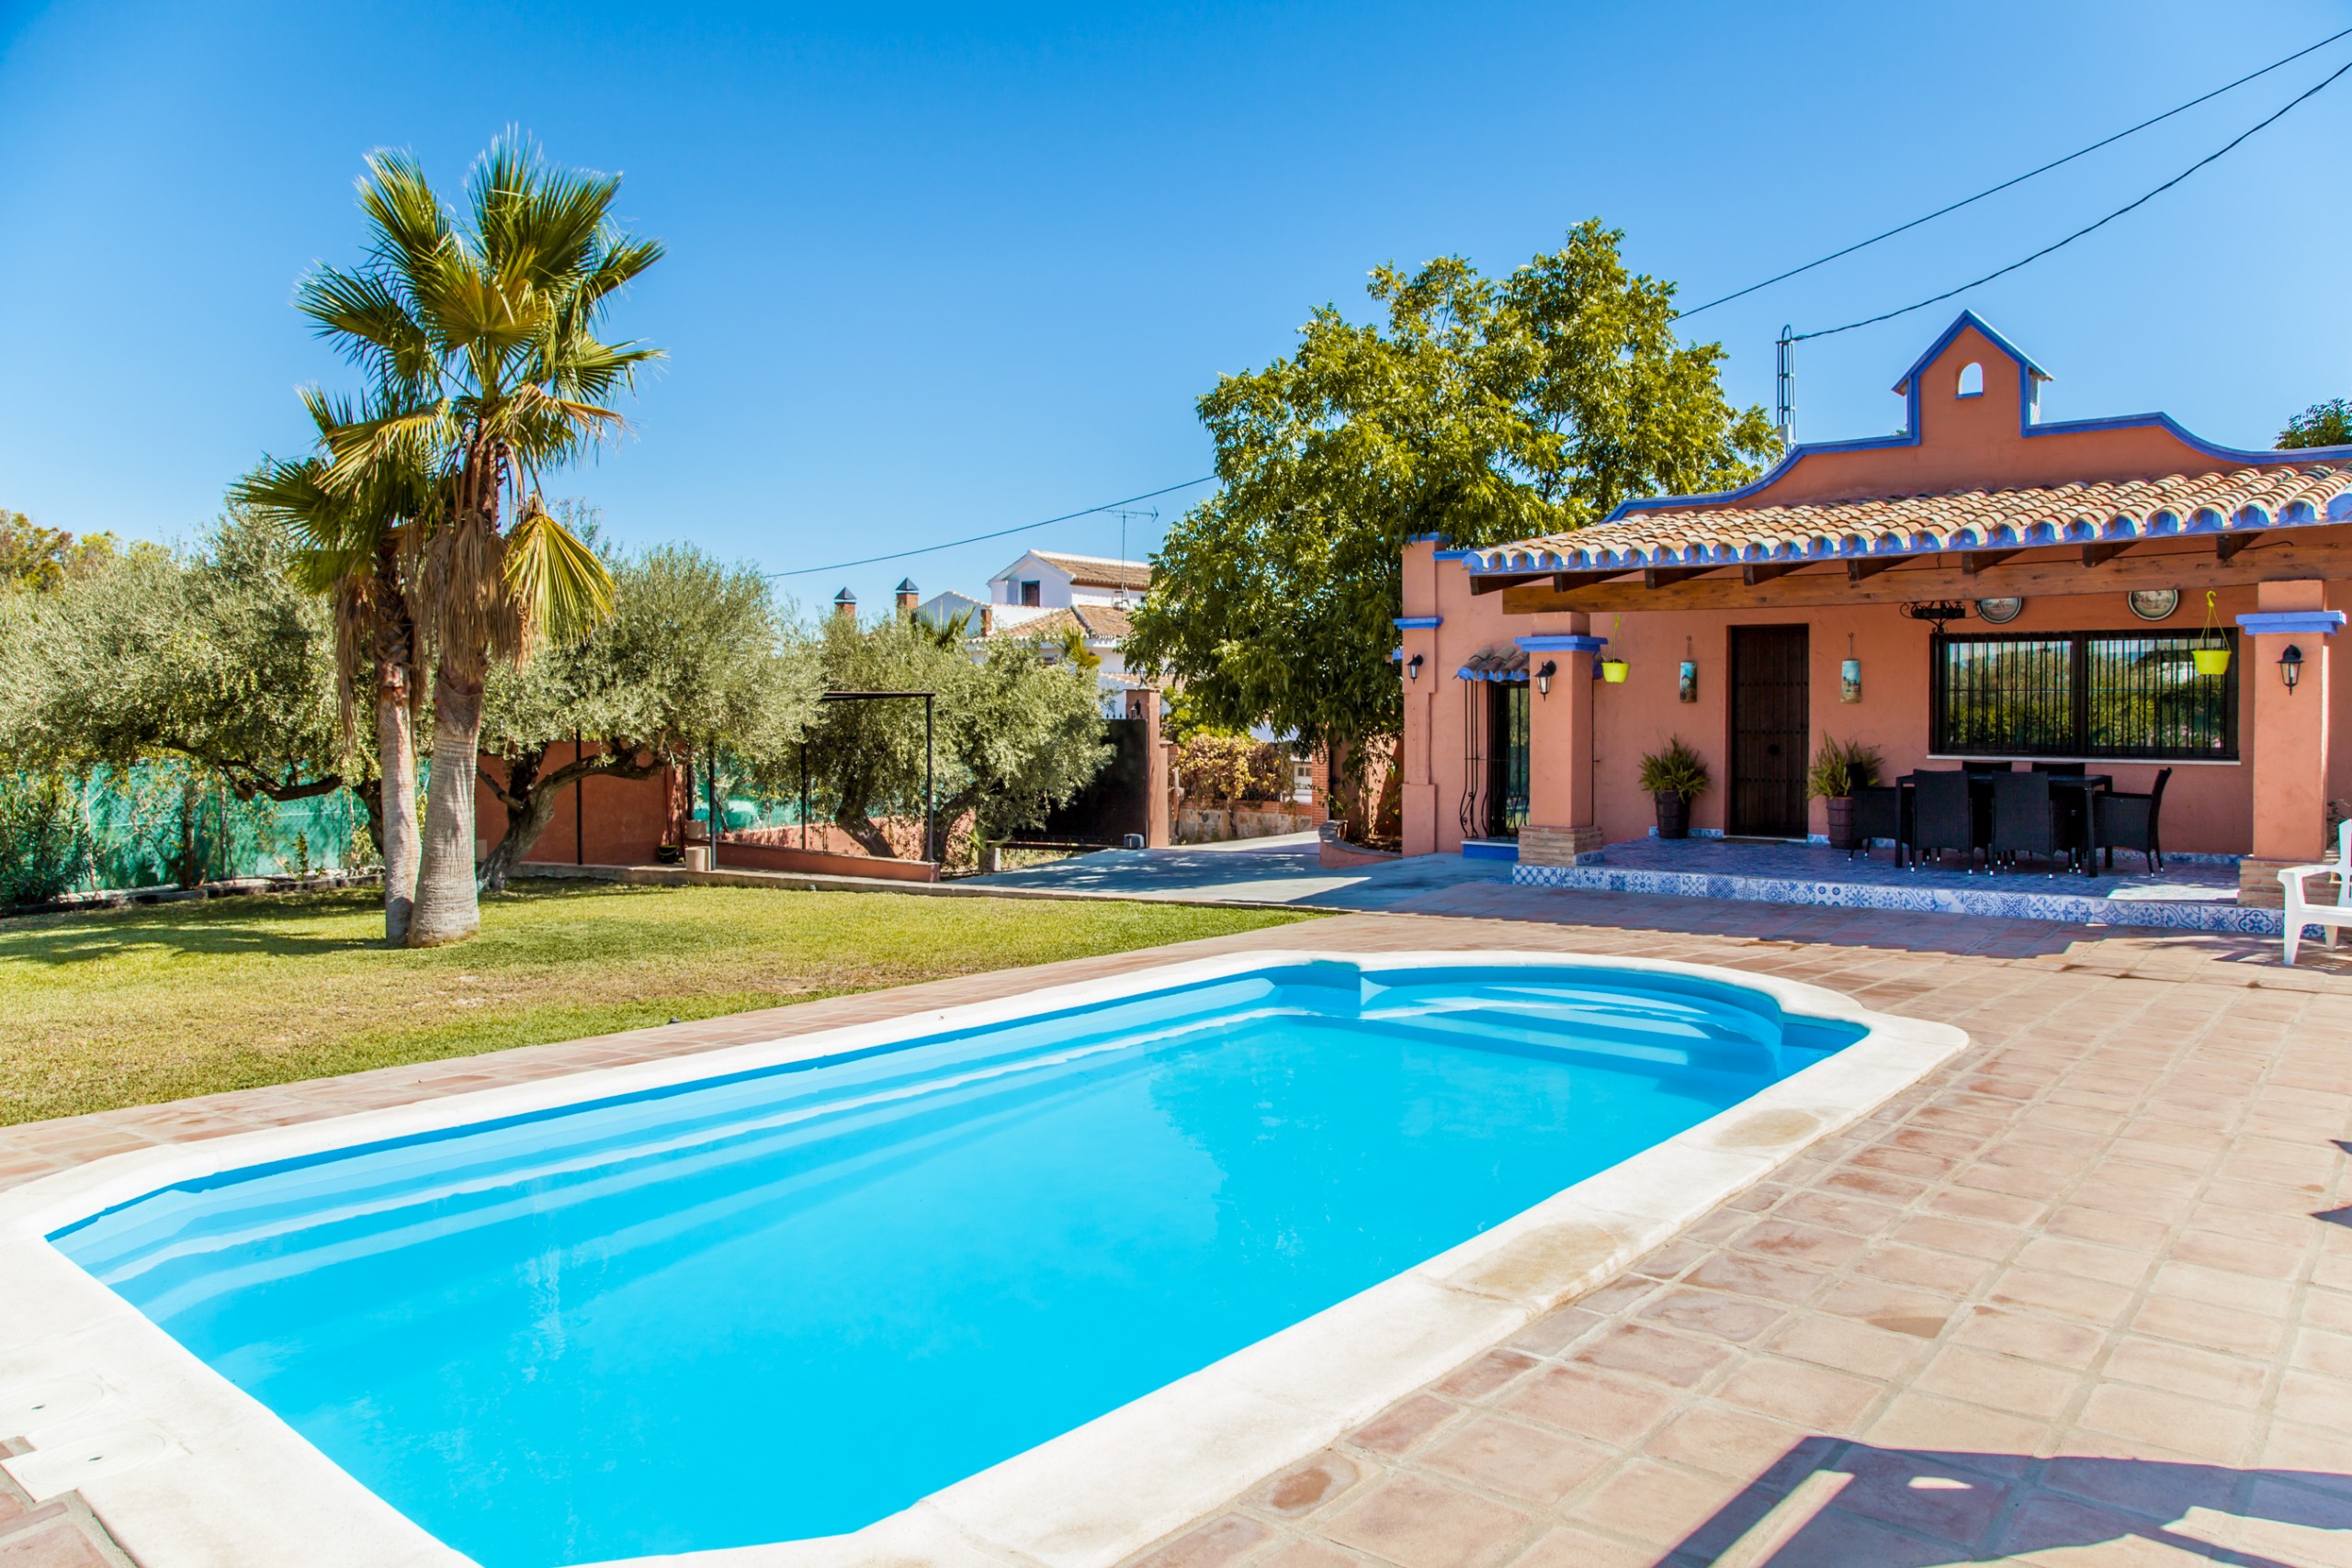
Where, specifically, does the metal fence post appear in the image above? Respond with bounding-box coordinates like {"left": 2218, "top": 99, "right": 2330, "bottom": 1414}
{"left": 925, "top": 694, "right": 935, "bottom": 864}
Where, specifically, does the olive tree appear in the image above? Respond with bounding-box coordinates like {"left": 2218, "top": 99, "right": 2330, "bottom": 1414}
{"left": 477, "top": 544, "right": 820, "bottom": 889}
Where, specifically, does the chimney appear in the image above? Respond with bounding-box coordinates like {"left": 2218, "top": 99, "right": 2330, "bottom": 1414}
{"left": 832, "top": 586, "right": 857, "bottom": 621}
{"left": 895, "top": 577, "right": 920, "bottom": 617}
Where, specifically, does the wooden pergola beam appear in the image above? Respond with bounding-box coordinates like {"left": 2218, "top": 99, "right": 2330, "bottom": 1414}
{"left": 1960, "top": 549, "right": 2024, "bottom": 576}
{"left": 1468, "top": 572, "right": 1549, "bottom": 596}
{"left": 1494, "top": 534, "right": 2333, "bottom": 614}
{"left": 1742, "top": 562, "right": 1804, "bottom": 585}
{"left": 1846, "top": 558, "right": 1903, "bottom": 581}
{"left": 1643, "top": 566, "right": 1717, "bottom": 589}
{"left": 2216, "top": 532, "right": 2262, "bottom": 563}
{"left": 2081, "top": 541, "right": 2134, "bottom": 567}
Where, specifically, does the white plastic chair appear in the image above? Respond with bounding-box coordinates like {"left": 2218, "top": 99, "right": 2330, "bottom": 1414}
{"left": 2278, "top": 818, "right": 2352, "bottom": 965}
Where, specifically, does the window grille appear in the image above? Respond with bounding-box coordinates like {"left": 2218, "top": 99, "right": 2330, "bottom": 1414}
{"left": 1930, "top": 629, "right": 2237, "bottom": 761}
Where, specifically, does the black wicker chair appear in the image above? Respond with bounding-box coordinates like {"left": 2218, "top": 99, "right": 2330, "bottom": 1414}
{"left": 1851, "top": 785, "right": 1910, "bottom": 864}
{"left": 1990, "top": 772, "right": 2065, "bottom": 874}
{"left": 2094, "top": 768, "right": 2174, "bottom": 873}
{"left": 1910, "top": 770, "right": 1984, "bottom": 871}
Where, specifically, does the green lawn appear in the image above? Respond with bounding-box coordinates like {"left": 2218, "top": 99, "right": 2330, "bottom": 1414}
{"left": 0, "top": 880, "right": 1319, "bottom": 1126}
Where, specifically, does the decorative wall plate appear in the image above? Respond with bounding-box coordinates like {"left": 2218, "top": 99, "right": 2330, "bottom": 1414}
{"left": 1974, "top": 597, "right": 2025, "bottom": 625}
{"left": 2127, "top": 588, "right": 2181, "bottom": 622}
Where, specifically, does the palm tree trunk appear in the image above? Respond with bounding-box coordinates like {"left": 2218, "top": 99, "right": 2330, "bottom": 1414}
{"left": 407, "top": 671, "right": 484, "bottom": 946}
{"left": 376, "top": 686, "right": 420, "bottom": 942}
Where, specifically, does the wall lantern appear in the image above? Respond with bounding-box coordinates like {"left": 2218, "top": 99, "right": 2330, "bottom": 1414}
{"left": 2280, "top": 643, "right": 2305, "bottom": 694}
{"left": 1405, "top": 653, "right": 1425, "bottom": 682}
{"left": 1678, "top": 636, "right": 1698, "bottom": 704}
{"left": 1535, "top": 660, "right": 1557, "bottom": 696}
{"left": 1840, "top": 631, "right": 1862, "bottom": 704}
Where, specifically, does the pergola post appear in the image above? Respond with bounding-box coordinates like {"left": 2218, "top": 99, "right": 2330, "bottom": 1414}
{"left": 2239, "top": 581, "right": 2342, "bottom": 903}
{"left": 1516, "top": 623, "right": 1605, "bottom": 869}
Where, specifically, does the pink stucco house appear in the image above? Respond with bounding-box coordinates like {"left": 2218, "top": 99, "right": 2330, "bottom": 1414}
{"left": 1398, "top": 312, "right": 2352, "bottom": 906}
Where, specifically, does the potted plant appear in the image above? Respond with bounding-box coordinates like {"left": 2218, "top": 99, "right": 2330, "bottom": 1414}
{"left": 1807, "top": 736, "right": 1883, "bottom": 850}
{"left": 1637, "top": 738, "right": 1710, "bottom": 839}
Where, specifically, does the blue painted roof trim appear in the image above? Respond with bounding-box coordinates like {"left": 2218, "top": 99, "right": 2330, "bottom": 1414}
{"left": 1892, "top": 309, "right": 2050, "bottom": 394}
{"left": 1515, "top": 634, "right": 1607, "bottom": 652}
{"left": 2236, "top": 611, "right": 2347, "bottom": 637}
{"left": 1394, "top": 615, "right": 1442, "bottom": 629}
{"left": 1485, "top": 308, "right": 2352, "bottom": 539}
{"left": 1431, "top": 548, "right": 1474, "bottom": 562}
{"left": 1453, "top": 310, "right": 2352, "bottom": 579}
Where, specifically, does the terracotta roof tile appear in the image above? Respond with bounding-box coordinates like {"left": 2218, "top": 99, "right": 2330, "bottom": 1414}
{"left": 986, "top": 603, "right": 1133, "bottom": 642}
{"left": 1029, "top": 552, "right": 1153, "bottom": 591}
{"left": 1466, "top": 466, "right": 2352, "bottom": 575}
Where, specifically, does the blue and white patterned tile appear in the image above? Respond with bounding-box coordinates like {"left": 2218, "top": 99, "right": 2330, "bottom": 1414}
{"left": 1509, "top": 839, "right": 2283, "bottom": 936}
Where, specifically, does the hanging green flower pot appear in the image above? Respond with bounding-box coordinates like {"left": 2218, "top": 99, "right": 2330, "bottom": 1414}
{"left": 2192, "top": 590, "right": 2231, "bottom": 675}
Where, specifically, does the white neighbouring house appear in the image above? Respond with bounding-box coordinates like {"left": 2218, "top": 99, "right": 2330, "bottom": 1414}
{"left": 972, "top": 551, "right": 1152, "bottom": 701}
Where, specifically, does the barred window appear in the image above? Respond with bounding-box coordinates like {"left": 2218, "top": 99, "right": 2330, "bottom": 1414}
{"left": 1931, "top": 630, "right": 2237, "bottom": 761}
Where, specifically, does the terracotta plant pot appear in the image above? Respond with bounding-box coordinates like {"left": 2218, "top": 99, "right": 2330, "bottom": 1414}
{"left": 1824, "top": 795, "right": 1858, "bottom": 850}
{"left": 1654, "top": 791, "right": 1690, "bottom": 840}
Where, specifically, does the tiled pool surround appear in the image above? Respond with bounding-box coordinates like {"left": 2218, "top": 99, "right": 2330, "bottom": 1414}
{"left": 1514, "top": 838, "right": 2282, "bottom": 936}
{"left": 0, "top": 950, "right": 1963, "bottom": 1568}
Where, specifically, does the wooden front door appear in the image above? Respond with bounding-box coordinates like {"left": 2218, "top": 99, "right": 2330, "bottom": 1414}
{"left": 1728, "top": 626, "right": 1809, "bottom": 837}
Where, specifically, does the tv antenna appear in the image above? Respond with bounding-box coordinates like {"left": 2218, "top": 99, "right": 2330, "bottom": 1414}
{"left": 1107, "top": 508, "right": 1157, "bottom": 606}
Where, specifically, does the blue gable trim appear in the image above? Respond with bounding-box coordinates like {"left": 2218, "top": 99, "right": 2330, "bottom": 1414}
{"left": 1432, "top": 548, "right": 1474, "bottom": 562}
{"left": 1394, "top": 615, "right": 1442, "bottom": 629}
{"left": 1892, "top": 309, "right": 2050, "bottom": 395}
{"left": 1515, "top": 634, "right": 1607, "bottom": 652}
{"left": 2237, "top": 611, "right": 2348, "bottom": 637}
{"left": 1574, "top": 310, "right": 2352, "bottom": 536}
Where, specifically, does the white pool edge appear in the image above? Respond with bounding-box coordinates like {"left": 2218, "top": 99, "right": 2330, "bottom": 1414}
{"left": 0, "top": 949, "right": 1970, "bottom": 1568}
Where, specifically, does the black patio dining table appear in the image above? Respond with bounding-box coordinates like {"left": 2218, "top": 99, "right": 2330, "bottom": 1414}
{"left": 1891, "top": 770, "right": 2114, "bottom": 874}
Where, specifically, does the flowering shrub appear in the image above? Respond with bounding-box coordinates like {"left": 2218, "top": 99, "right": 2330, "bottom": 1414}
{"left": 1174, "top": 733, "right": 1293, "bottom": 803}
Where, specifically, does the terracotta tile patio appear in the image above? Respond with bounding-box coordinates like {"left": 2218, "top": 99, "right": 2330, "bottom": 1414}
{"left": 7, "top": 883, "right": 2352, "bottom": 1566}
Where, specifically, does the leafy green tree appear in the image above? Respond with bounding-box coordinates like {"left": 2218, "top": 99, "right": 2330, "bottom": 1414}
{"left": 804, "top": 614, "right": 1109, "bottom": 861}
{"left": 477, "top": 544, "right": 820, "bottom": 888}
{"left": 0, "top": 773, "right": 94, "bottom": 908}
{"left": 2279, "top": 399, "right": 2352, "bottom": 449}
{"left": 300, "top": 134, "right": 660, "bottom": 946}
{"left": 0, "top": 513, "right": 356, "bottom": 853}
{"left": 1126, "top": 220, "right": 1773, "bottom": 822}
{"left": 1, "top": 510, "right": 118, "bottom": 592}
{"left": 232, "top": 396, "right": 432, "bottom": 941}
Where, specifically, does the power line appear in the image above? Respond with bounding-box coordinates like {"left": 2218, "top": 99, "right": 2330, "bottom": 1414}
{"left": 767, "top": 477, "right": 1215, "bottom": 579}
{"left": 1679, "top": 25, "right": 2352, "bottom": 321}
{"left": 1792, "top": 52, "right": 2352, "bottom": 344}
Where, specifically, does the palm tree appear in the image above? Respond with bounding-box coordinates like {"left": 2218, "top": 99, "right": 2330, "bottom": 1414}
{"left": 302, "top": 135, "right": 661, "bottom": 945}
{"left": 233, "top": 392, "right": 433, "bottom": 942}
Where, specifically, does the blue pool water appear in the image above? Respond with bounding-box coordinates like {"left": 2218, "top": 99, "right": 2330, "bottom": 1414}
{"left": 55, "top": 961, "right": 1858, "bottom": 1567}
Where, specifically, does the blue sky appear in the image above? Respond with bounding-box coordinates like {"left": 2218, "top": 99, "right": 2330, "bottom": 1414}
{"left": 5, "top": 0, "right": 2349, "bottom": 615}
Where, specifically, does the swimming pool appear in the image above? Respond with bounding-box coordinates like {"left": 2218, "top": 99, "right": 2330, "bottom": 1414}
{"left": 12, "top": 953, "right": 1962, "bottom": 1568}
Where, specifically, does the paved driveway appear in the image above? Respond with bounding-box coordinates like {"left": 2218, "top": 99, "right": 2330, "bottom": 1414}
{"left": 963, "top": 831, "right": 1510, "bottom": 909}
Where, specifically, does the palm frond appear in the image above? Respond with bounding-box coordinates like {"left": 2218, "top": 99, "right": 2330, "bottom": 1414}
{"left": 503, "top": 495, "right": 615, "bottom": 654}
{"left": 357, "top": 150, "right": 455, "bottom": 287}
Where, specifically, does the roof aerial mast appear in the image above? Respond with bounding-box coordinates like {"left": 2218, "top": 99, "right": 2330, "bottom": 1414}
{"left": 1775, "top": 325, "right": 1795, "bottom": 450}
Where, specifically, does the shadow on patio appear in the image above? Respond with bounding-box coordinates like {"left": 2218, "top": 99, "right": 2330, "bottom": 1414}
{"left": 1657, "top": 1438, "right": 2352, "bottom": 1566}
